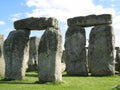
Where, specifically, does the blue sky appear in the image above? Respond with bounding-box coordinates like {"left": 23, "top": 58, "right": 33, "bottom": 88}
{"left": 0, "top": 0, "right": 120, "bottom": 47}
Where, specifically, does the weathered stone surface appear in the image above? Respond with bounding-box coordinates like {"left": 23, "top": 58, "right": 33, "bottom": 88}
{"left": 115, "top": 47, "right": 120, "bottom": 73}
{"left": 0, "top": 34, "right": 5, "bottom": 77}
{"left": 38, "top": 27, "right": 62, "bottom": 82}
{"left": 115, "top": 47, "right": 120, "bottom": 50}
{"left": 61, "top": 50, "right": 66, "bottom": 72}
{"left": 116, "top": 84, "right": 120, "bottom": 90}
{"left": 88, "top": 25, "right": 115, "bottom": 76}
{"left": 67, "top": 14, "right": 112, "bottom": 27}
{"left": 64, "top": 26, "right": 88, "bottom": 76}
{"left": 3, "top": 30, "right": 30, "bottom": 80}
{"left": 27, "top": 36, "right": 40, "bottom": 72}
{"left": 14, "top": 17, "right": 58, "bottom": 30}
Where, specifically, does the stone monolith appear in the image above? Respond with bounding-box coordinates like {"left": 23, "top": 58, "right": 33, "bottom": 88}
{"left": 3, "top": 30, "right": 30, "bottom": 80}
{"left": 64, "top": 26, "right": 88, "bottom": 76}
{"left": 27, "top": 36, "right": 40, "bottom": 72}
{"left": 0, "top": 34, "right": 5, "bottom": 77}
{"left": 38, "top": 27, "right": 62, "bottom": 82}
{"left": 115, "top": 47, "right": 120, "bottom": 73}
{"left": 88, "top": 25, "right": 115, "bottom": 76}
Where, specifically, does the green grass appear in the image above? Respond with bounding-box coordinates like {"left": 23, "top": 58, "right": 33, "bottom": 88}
{"left": 0, "top": 72, "right": 120, "bottom": 90}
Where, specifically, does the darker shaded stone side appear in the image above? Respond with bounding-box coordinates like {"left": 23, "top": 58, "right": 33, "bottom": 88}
{"left": 3, "top": 30, "right": 30, "bottom": 80}
{"left": 0, "top": 34, "right": 5, "bottom": 77}
{"left": 64, "top": 26, "right": 88, "bottom": 76}
{"left": 88, "top": 25, "right": 115, "bottom": 76}
{"left": 38, "top": 27, "right": 62, "bottom": 82}
{"left": 115, "top": 47, "right": 120, "bottom": 73}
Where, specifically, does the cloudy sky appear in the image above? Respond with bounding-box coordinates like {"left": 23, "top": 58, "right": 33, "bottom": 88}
{"left": 0, "top": 0, "right": 120, "bottom": 47}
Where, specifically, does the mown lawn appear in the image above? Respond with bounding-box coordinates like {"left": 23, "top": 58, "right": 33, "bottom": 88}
{"left": 0, "top": 72, "right": 120, "bottom": 90}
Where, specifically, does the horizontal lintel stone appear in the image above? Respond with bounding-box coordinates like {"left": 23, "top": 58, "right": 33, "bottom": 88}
{"left": 14, "top": 17, "right": 58, "bottom": 30}
{"left": 67, "top": 14, "right": 112, "bottom": 27}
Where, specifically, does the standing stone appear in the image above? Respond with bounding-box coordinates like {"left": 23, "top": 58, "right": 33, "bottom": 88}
{"left": 88, "top": 25, "right": 115, "bottom": 76}
{"left": 27, "top": 36, "right": 40, "bottom": 72}
{"left": 3, "top": 30, "right": 30, "bottom": 80}
{"left": 115, "top": 47, "right": 120, "bottom": 73}
{"left": 64, "top": 26, "right": 88, "bottom": 76}
{"left": 61, "top": 50, "right": 66, "bottom": 72}
{"left": 38, "top": 27, "right": 62, "bottom": 82}
{"left": 0, "top": 34, "right": 5, "bottom": 77}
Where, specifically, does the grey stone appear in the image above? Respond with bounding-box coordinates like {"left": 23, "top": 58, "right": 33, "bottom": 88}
{"left": 0, "top": 34, "right": 5, "bottom": 77}
{"left": 116, "top": 85, "right": 120, "bottom": 90}
{"left": 115, "top": 47, "right": 120, "bottom": 50}
{"left": 14, "top": 17, "right": 58, "bottom": 30}
{"left": 61, "top": 62, "right": 66, "bottom": 72}
{"left": 64, "top": 26, "right": 88, "bottom": 76}
{"left": 88, "top": 25, "right": 115, "bottom": 76}
{"left": 61, "top": 50, "right": 66, "bottom": 72}
{"left": 97, "top": 14, "right": 112, "bottom": 25}
{"left": 38, "top": 27, "right": 62, "bottom": 82}
{"left": 115, "top": 47, "right": 120, "bottom": 73}
{"left": 3, "top": 30, "right": 30, "bottom": 80}
{"left": 67, "top": 14, "right": 112, "bottom": 27}
{"left": 27, "top": 36, "right": 40, "bottom": 72}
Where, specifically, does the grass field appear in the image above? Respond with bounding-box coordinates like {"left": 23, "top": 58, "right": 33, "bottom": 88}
{"left": 0, "top": 72, "right": 120, "bottom": 90}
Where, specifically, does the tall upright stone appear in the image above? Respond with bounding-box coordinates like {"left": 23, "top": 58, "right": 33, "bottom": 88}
{"left": 64, "top": 26, "right": 88, "bottom": 76}
{"left": 61, "top": 50, "right": 66, "bottom": 72}
{"left": 0, "top": 34, "right": 5, "bottom": 77}
{"left": 38, "top": 27, "right": 62, "bottom": 82}
{"left": 115, "top": 47, "right": 120, "bottom": 73}
{"left": 3, "top": 30, "right": 30, "bottom": 80}
{"left": 88, "top": 25, "right": 115, "bottom": 76}
{"left": 27, "top": 36, "right": 40, "bottom": 72}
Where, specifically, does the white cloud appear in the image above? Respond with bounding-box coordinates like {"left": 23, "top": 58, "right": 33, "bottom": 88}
{"left": 113, "top": 15, "right": 120, "bottom": 46}
{"left": 26, "top": 0, "right": 115, "bottom": 22}
{"left": 0, "top": 21, "right": 5, "bottom": 25}
{"left": 10, "top": 13, "right": 23, "bottom": 21}
{"left": 6, "top": 28, "right": 13, "bottom": 32}
{"left": 25, "top": 0, "right": 120, "bottom": 46}
{"left": 25, "top": 0, "right": 117, "bottom": 29}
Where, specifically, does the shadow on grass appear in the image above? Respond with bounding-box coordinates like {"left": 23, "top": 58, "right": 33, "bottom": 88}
{"left": 25, "top": 71, "right": 38, "bottom": 77}
{"left": 34, "top": 80, "right": 65, "bottom": 85}
{"left": 62, "top": 74, "right": 89, "bottom": 77}
{"left": 0, "top": 81, "right": 35, "bottom": 84}
{"left": 0, "top": 77, "right": 37, "bottom": 84}
{"left": 62, "top": 73, "right": 120, "bottom": 78}
{"left": 25, "top": 73, "right": 38, "bottom": 77}
{"left": 0, "top": 79, "right": 63, "bottom": 85}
